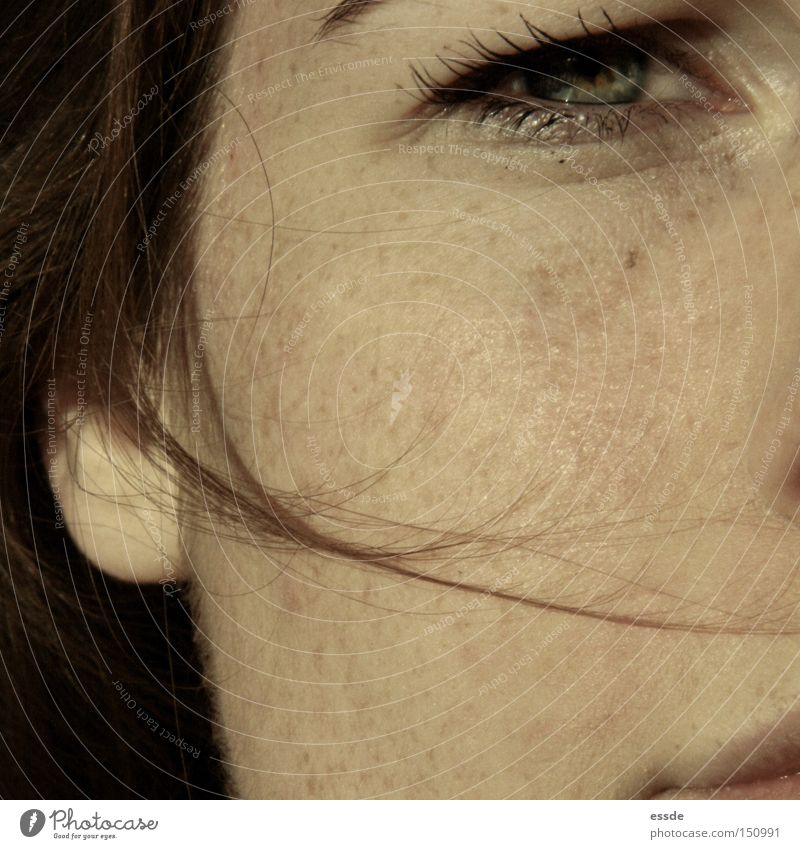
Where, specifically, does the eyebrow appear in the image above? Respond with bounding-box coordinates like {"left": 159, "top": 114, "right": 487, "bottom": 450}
{"left": 316, "top": 0, "right": 386, "bottom": 39}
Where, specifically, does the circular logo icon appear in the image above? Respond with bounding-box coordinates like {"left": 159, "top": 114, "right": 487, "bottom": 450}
{"left": 19, "top": 810, "right": 45, "bottom": 837}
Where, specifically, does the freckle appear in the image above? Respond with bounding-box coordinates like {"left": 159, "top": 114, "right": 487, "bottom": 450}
{"left": 624, "top": 249, "right": 638, "bottom": 270}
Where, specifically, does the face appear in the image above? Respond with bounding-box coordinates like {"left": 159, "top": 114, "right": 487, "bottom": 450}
{"left": 178, "top": 0, "right": 800, "bottom": 798}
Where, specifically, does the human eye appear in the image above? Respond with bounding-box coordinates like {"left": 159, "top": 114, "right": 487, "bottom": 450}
{"left": 408, "top": 12, "right": 747, "bottom": 147}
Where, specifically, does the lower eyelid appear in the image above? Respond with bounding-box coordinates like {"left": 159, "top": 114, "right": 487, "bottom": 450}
{"left": 450, "top": 98, "right": 704, "bottom": 147}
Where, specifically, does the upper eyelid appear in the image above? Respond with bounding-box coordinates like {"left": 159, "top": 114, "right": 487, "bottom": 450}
{"left": 410, "top": 27, "right": 687, "bottom": 102}
{"left": 408, "top": 13, "right": 747, "bottom": 113}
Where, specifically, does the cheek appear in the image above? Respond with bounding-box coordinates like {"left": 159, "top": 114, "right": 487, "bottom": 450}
{"left": 193, "top": 153, "right": 800, "bottom": 622}
{"left": 213, "top": 213, "right": 720, "bottom": 544}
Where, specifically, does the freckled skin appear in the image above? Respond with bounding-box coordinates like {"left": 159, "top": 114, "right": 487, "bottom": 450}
{"left": 176, "top": 1, "right": 800, "bottom": 798}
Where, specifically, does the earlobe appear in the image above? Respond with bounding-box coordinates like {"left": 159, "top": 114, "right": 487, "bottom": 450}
{"left": 49, "top": 407, "right": 185, "bottom": 588}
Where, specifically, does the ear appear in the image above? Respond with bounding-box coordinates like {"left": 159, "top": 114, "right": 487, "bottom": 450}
{"left": 49, "top": 407, "right": 186, "bottom": 589}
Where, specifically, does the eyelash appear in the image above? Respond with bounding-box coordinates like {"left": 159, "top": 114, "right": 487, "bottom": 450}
{"left": 410, "top": 13, "right": 716, "bottom": 146}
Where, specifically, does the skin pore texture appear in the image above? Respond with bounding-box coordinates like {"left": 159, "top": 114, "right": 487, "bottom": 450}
{"left": 58, "top": 0, "right": 800, "bottom": 797}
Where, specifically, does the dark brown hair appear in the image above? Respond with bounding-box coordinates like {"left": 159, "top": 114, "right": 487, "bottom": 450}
{"left": 0, "top": 1, "right": 233, "bottom": 798}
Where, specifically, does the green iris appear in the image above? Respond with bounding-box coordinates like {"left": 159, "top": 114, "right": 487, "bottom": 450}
{"left": 524, "top": 45, "right": 647, "bottom": 105}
